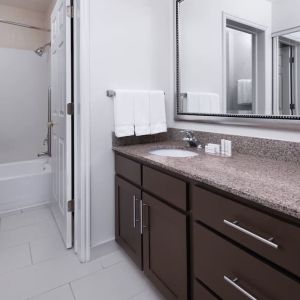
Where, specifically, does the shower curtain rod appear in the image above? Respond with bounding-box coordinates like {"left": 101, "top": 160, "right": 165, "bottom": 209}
{"left": 0, "top": 19, "right": 50, "bottom": 32}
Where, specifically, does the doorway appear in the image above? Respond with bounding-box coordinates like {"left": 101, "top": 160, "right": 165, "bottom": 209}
{"left": 278, "top": 42, "right": 296, "bottom": 115}
{"left": 0, "top": 0, "right": 75, "bottom": 251}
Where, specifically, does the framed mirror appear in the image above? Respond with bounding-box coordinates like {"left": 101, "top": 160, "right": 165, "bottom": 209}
{"left": 175, "top": 0, "right": 300, "bottom": 120}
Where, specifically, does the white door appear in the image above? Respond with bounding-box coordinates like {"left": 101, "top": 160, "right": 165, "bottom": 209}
{"left": 51, "top": 0, "right": 73, "bottom": 249}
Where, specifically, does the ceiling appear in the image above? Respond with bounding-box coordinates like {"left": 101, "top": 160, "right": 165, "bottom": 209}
{"left": 0, "top": 0, "right": 54, "bottom": 13}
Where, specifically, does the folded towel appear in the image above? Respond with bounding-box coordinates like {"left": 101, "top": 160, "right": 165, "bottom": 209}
{"left": 210, "top": 94, "right": 221, "bottom": 114}
{"left": 149, "top": 91, "right": 167, "bottom": 134}
{"left": 238, "top": 79, "right": 252, "bottom": 104}
{"left": 187, "top": 92, "right": 220, "bottom": 114}
{"left": 114, "top": 90, "right": 135, "bottom": 137}
{"left": 134, "top": 91, "right": 151, "bottom": 136}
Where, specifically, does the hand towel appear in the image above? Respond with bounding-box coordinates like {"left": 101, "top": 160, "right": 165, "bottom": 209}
{"left": 114, "top": 90, "right": 135, "bottom": 138}
{"left": 238, "top": 79, "right": 252, "bottom": 104}
{"left": 187, "top": 92, "right": 220, "bottom": 114}
{"left": 209, "top": 93, "right": 221, "bottom": 114}
{"left": 149, "top": 91, "right": 167, "bottom": 134}
{"left": 134, "top": 91, "right": 151, "bottom": 136}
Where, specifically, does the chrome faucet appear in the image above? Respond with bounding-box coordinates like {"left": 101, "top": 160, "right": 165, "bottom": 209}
{"left": 37, "top": 152, "right": 49, "bottom": 158}
{"left": 181, "top": 130, "right": 199, "bottom": 148}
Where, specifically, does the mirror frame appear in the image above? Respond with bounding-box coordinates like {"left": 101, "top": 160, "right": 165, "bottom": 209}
{"left": 174, "top": 0, "right": 300, "bottom": 125}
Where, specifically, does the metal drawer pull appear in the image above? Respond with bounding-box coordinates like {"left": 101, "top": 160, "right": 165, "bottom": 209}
{"left": 140, "top": 200, "right": 143, "bottom": 235}
{"left": 224, "top": 276, "right": 257, "bottom": 300}
{"left": 224, "top": 219, "right": 279, "bottom": 249}
{"left": 133, "top": 196, "right": 136, "bottom": 228}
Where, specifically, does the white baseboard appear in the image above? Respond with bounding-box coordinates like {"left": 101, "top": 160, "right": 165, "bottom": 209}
{"left": 90, "top": 238, "right": 120, "bottom": 261}
{"left": 91, "top": 237, "right": 116, "bottom": 250}
{"left": 0, "top": 201, "right": 52, "bottom": 216}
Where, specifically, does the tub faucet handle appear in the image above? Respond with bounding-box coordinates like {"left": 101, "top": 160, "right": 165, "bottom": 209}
{"left": 37, "top": 152, "right": 49, "bottom": 158}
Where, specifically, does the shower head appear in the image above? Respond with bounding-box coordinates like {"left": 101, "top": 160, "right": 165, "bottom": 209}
{"left": 35, "top": 42, "right": 51, "bottom": 57}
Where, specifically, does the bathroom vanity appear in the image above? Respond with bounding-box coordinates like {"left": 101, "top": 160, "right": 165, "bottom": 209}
{"left": 113, "top": 142, "right": 300, "bottom": 300}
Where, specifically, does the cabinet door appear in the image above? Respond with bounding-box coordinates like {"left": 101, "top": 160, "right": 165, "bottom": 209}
{"left": 143, "top": 193, "right": 187, "bottom": 300}
{"left": 115, "top": 176, "right": 142, "bottom": 268}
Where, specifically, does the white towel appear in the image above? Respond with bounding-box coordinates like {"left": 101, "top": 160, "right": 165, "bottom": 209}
{"left": 210, "top": 94, "right": 221, "bottom": 114}
{"left": 238, "top": 79, "right": 252, "bottom": 104}
{"left": 149, "top": 91, "right": 167, "bottom": 134}
{"left": 134, "top": 91, "right": 151, "bottom": 136}
{"left": 114, "top": 90, "right": 134, "bottom": 138}
{"left": 187, "top": 92, "right": 220, "bottom": 114}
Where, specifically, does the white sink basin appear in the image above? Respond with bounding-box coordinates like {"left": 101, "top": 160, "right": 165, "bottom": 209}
{"left": 149, "top": 149, "right": 198, "bottom": 158}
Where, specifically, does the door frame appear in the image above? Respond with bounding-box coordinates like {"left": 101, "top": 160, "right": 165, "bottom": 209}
{"left": 222, "top": 13, "right": 268, "bottom": 115}
{"left": 73, "top": 0, "right": 91, "bottom": 263}
{"left": 273, "top": 26, "right": 300, "bottom": 116}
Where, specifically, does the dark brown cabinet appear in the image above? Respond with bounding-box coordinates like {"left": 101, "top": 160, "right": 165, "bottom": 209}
{"left": 194, "top": 224, "right": 300, "bottom": 300}
{"left": 115, "top": 176, "right": 142, "bottom": 268}
{"left": 143, "top": 166, "right": 187, "bottom": 211}
{"left": 143, "top": 193, "right": 187, "bottom": 300}
{"left": 114, "top": 153, "right": 300, "bottom": 300}
{"left": 115, "top": 154, "right": 188, "bottom": 300}
{"left": 193, "top": 280, "right": 218, "bottom": 300}
{"left": 192, "top": 186, "right": 300, "bottom": 278}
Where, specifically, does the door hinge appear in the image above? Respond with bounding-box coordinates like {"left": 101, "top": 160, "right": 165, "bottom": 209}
{"left": 290, "top": 103, "right": 296, "bottom": 110}
{"left": 67, "top": 103, "right": 74, "bottom": 115}
{"left": 67, "top": 5, "right": 74, "bottom": 18}
{"left": 290, "top": 57, "right": 295, "bottom": 64}
{"left": 68, "top": 199, "right": 75, "bottom": 212}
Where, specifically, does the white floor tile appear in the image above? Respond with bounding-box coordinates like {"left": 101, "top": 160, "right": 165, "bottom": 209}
{"left": 0, "top": 209, "right": 22, "bottom": 218}
{"left": 0, "top": 243, "right": 31, "bottom": 277}
{"left": 30, "top": 235, "right": 70, "bottom": 264}
{"left": 29, "top": 285, "right": 75, "bottom": 300}
{"left": 71, "top": 260, "right": 149, "bottom": 300}
{"left": 0, "top": 220, "right": 60, "bottom": 251}
{"left": 0, "top": 252, "right": 104, "bottom": 300}
{"left": 100, "top": 250, "right": 127, "bottom": 269}
{"left": 91, "top": 240, "right": 120, "bottom": 261}
{"left": 130, "top": 288, "right": 165, "bottom": 300}
{"left": 1, "top": 207, "right": 53, "bottom": 231}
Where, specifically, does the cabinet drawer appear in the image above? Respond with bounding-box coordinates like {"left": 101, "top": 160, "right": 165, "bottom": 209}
{"left": 194, "top": 280, "right": 219, "bottom": 300}
{"left": 194, "top": 224, "right": 300, "bottom": 300}
{"left": 192, "top": 186, "right": 300, "bottom": 277}
{"left": 115, "top": 154, "right": 141, "bottom": 186}
{"left": 143, "top": 166, "right": 187, "bottom": 210}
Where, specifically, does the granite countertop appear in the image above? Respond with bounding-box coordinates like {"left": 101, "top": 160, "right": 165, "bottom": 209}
{"left": 113, "top": 141, "right": 300, "bottom": 220}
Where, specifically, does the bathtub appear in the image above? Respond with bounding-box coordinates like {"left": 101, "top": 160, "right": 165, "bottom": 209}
{"left": 0, "top": 158, "right": 52, "bottom": 214}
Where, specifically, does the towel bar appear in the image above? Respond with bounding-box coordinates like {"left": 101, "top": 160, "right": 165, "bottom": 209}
{"left": 106, "top": 90, "right": 166, "bottom": 98}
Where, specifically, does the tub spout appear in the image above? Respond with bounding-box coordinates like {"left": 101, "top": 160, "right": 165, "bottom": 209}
{"left": 37, "top": 152, "right": 49, "bottom": 158}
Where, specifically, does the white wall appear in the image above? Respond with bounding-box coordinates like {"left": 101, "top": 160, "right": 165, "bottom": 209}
{"left": 0, "top": 48, "right": 49, "bottom": 163}
{"left": 89, "top": 0, "right": 171, "bottom": 247}
{"left": 272, "top": 0, "right": 300, "bottom": 33}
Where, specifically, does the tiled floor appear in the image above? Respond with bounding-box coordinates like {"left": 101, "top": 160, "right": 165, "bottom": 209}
{"left": 0, "top": 206, "right": 165, "bottom": 300}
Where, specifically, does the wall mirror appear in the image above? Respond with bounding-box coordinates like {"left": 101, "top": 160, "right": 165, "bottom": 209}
{"left": 176, "top": 0, "right": 300, "bottom": 120}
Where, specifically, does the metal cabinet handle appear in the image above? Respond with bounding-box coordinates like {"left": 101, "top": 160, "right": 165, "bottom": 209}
{"left": 224, "top": 219, "right": 279, "bottom": 249}
{"left": 224, "top": 276, "right": 257, "bottom": 300}
{"left": 143, "top": 204, "right": 150, "bottom": 231}
{"left": 133, "top": 196, "right": 137, "bottom": 228}
{"left": 140, "top": 200, "right": 143, "bottom": 235}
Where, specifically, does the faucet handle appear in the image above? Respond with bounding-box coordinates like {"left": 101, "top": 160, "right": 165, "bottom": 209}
{"left": 181, "top": 130, "right": 195, "bottom": 139}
